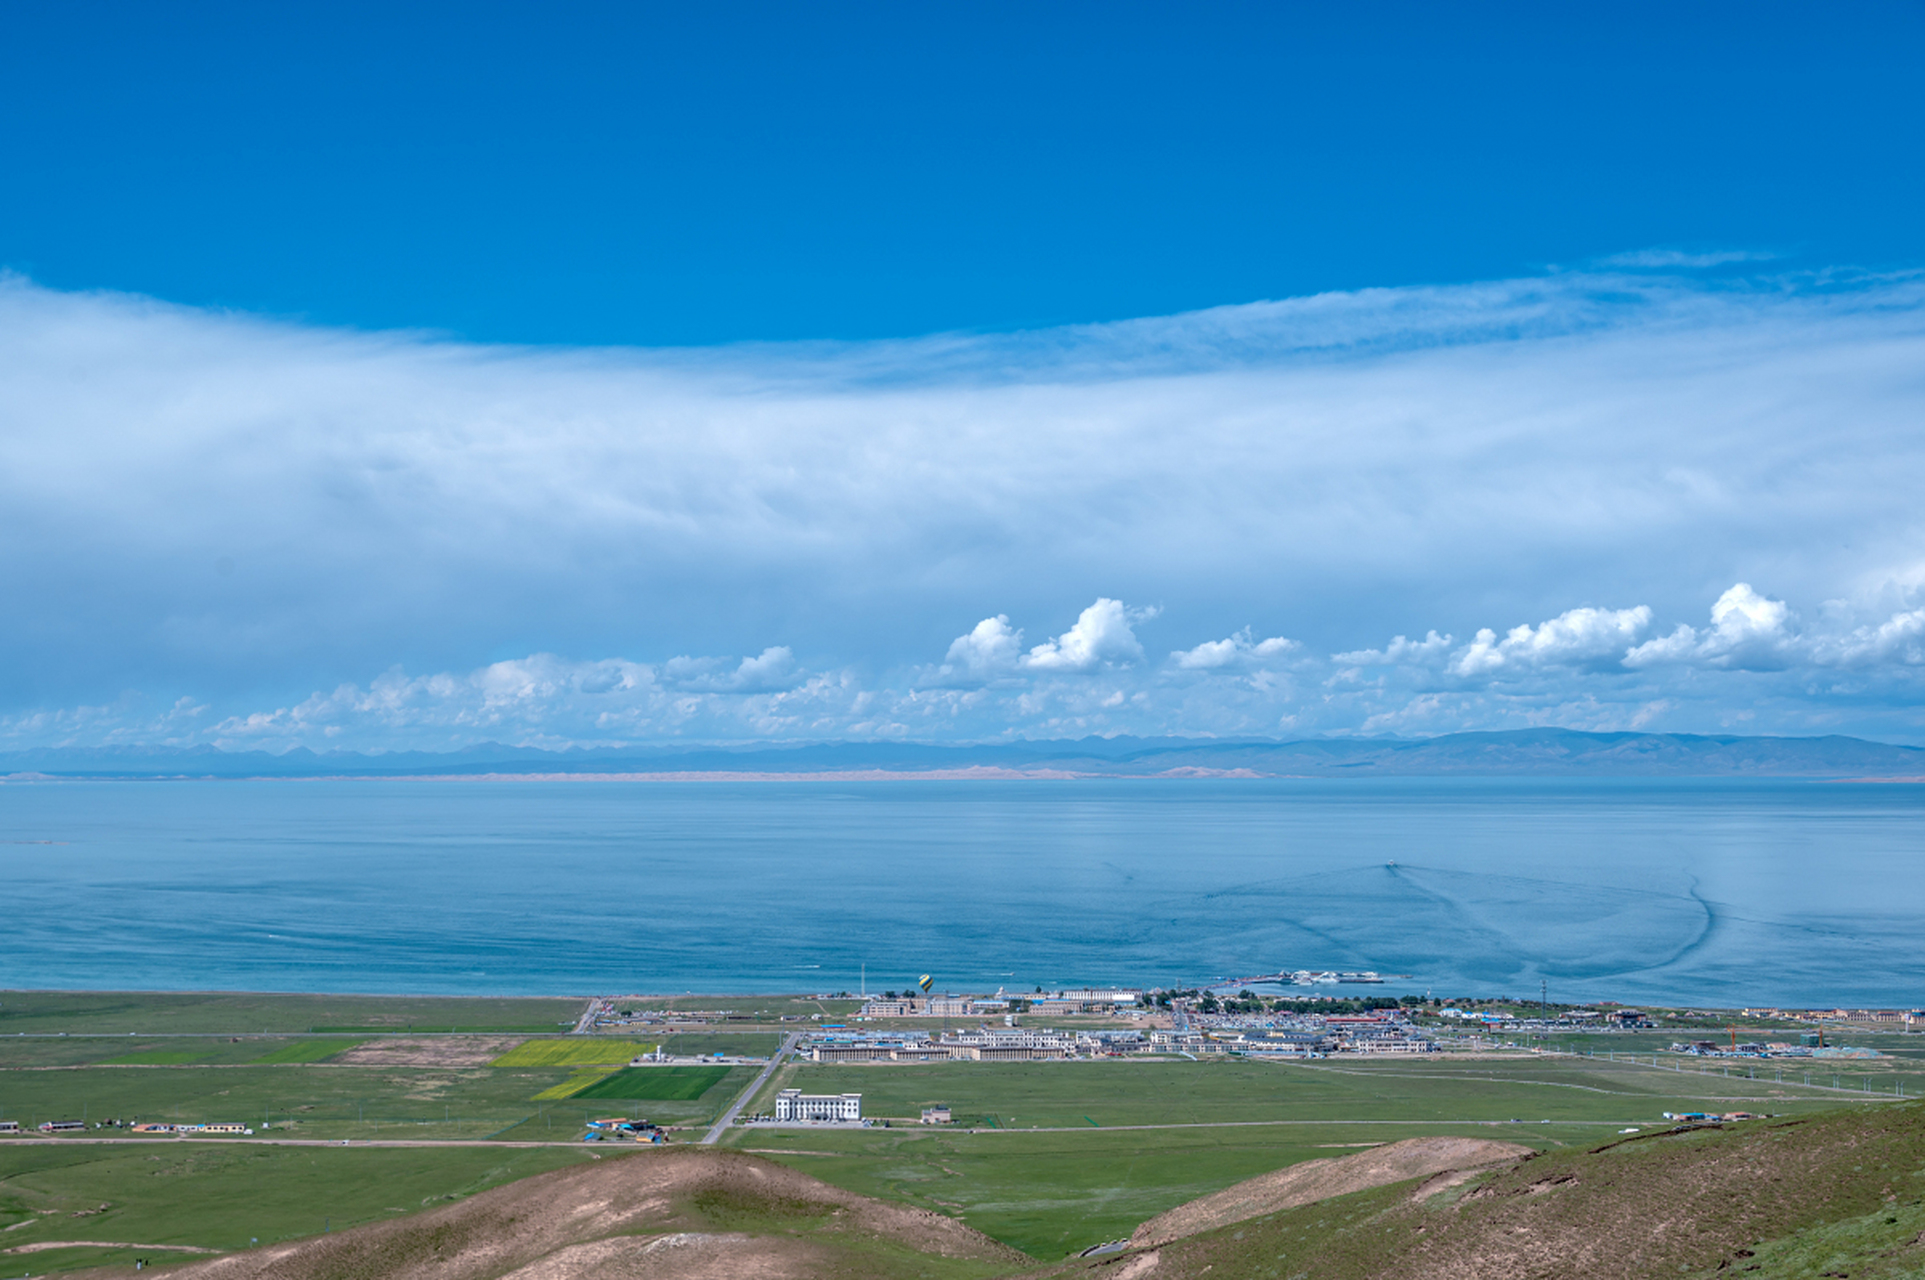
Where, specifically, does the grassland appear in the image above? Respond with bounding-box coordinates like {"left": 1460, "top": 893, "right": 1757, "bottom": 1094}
{"left": 0, "top": 991, "right": 583, "bottom": 1036}
{"left": 249, "top": 1039, "right": 368, "bottom": 1064}
{"left": 123, "top": 1148, "right": 1032, "bottom": 1280}
{"left": 1040, "top": 1100, "right": 1925, "bottom": 1280}
{"left": 0, "top": 1141, "right": 595, "bottom": 1275}
{"left": 0, "top": 989, "right": 1916, "bottom": 1274}
{"left": 0, "top": 1052, "right": 757, "bottom": 1138}
{"left": 35, "top": 1102, "right": 1923, "bottom": 1280}
{"left": 722, "top": 1053, "right": 1917, "bottom": 1258}
{"left": 615, "top": 994, "right": 862, "bottom": 1017}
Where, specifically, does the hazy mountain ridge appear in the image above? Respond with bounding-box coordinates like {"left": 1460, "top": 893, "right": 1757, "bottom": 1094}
{"left": 6, "top": 728, "right": 1923, "bottom": 779}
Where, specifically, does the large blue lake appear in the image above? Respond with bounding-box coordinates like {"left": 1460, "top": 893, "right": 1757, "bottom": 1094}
{"left": 0, "top": 778, "right": 1920, "bottom": 1008}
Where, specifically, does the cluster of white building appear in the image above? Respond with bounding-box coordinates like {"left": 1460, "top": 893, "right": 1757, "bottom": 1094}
{"left": 858, "top": 989, "right": 1142, "bottom": 1018}
{"left": 803, "top": 1010, "right": 1436, "bottom": 1061}
{"left": 805, "top": 1027, "right": 1092, "bottom": 1062}
{"left": 1172, "top": 1012, "right": 1436, "bottom": 1056}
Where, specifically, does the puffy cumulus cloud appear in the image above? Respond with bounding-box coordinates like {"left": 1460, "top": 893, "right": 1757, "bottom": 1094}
{"left": 1451, "top": 606, "right": 1652, "bottom": 677}
{"left": 1021, "top": 599, "right": 1155, "bottom": 673}
{"left": 1625, "top": 584, "right": 1795, "bottom": 670}
{"left": 12, "top": 580, "right": 1925, "bottom": 751}
{"left": 6, "top": 266, "right": 1925, "bottom": 747}
{"left": 1170, "top": 628, "right": 1299, "bottom": 670}
{"left": 929, "top": 600, "right": 1157, "bottom": 684}
{"left": 937, "top": 615, "right": 1025, "bottom": 683}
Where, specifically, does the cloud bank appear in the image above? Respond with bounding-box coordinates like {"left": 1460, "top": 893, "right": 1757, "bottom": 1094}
{"left": 3, "top": 264, "right": 1925, "bottom": 750}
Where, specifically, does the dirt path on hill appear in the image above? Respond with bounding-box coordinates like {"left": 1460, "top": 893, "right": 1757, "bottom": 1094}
{"left": 1132, "top": 1136, "right": 1535, "bottom": 1247}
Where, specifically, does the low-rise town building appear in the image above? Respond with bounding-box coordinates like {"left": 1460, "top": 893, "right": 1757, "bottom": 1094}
{"left": 774, "top": 1089, "right": 863, "bottom": 1122}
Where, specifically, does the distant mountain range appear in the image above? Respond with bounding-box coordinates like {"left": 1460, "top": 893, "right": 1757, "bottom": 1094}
{"left": 3, "top": 728, "right": 1923, "bottom": 779}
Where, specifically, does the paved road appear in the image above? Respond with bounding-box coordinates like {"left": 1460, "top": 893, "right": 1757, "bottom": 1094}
{"left": 702, "top": 1032, "right": 800, "bottom": 1145}
{"left": 569, "top": 999, "right": 601, "bottom": 1035}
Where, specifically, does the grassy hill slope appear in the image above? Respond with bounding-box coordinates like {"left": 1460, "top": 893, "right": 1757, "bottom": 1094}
{"left": 1055, "top": 1101, "right": 1925, "bottom": 1280}
{"left": 106, "top": 1148, "right": 1027, "bottom": 1280}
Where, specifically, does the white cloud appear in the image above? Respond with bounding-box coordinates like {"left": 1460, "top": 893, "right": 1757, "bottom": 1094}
{"left": 1597, "top": 248, "right": 1776, "bottom": 269}
{"left": 4, "top": 267, "right": 1925, "bottom": 747}
{"left": 1624, "top": 584, "right": 1795, "bottom": 669}
{"left": 1333, "top": 631, "right": 1454, "bottom": 667}
{"left": 661, "top": 646, "right": 800, "bottom": 693}
{"left": 1811, "top": 607, "right": 1925, "bottom": 668}
{"left": 1450, "top": 605, "right": 1652, "bottom": 677}
{"left": 940, "top": 615, "right": 1025, "bottom": 681}
{"left": 1022, "top": 599, "right": 1154, "bottom": 673}
{"left": 1171, "top": 628, "right": 1299, "bottom": 670}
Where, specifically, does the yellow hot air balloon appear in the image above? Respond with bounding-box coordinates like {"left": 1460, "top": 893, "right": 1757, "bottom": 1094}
{"left": 918, "top": 975, "right": 933, "bottom": 992}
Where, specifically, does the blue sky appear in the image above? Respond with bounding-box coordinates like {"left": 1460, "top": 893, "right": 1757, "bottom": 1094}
{"left": 5, "top": 2, "right": 1922, "bottom": 345}
{"left": 2, "top": 4, "right": 1924, "bottom": 750}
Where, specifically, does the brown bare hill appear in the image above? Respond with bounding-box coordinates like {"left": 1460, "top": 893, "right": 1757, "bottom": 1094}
{"left": 1130, "top": 1136, "right": 1532, "bottom": 1247}
{"left": 126, "top": 1147, "right": 1027, "bottom": 1280}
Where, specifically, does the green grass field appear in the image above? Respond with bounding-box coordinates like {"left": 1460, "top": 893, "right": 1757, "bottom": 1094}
{"left": 652, "top": 1032, "right": 782, "bottom": 1057}
{"left": 531, "top": 1068, "right": 622, "bottom": 1101}
{"left": 571, "top": 1067, "right": 731, "bottom": 1101}
{"left": 721, "top": 1054, "right": 1915, "bottom": 1258}
{"left": 98, "top": 1038, "right": 365, "bottom": 1066}
{"left": 0, "top": 1140, "right": 595, "bottom": 1274}
{"left": 767, "top": 1054, "right": 1893, "bottom": 1129}
{"left": 621, "top": 994, "right": 861, "bottom": 1017}
{"left": 248, "top": 1038, "right": 366, "bottom": 1064}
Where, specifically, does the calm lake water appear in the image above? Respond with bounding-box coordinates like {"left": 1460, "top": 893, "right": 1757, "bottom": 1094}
{"left": 0, "top": 778, "right": 1920, "bottom": 1007}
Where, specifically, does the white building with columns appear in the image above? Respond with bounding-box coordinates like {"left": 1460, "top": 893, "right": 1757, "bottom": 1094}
{"left": 773, "top": 1089, "right": 862, "bottom": 1122}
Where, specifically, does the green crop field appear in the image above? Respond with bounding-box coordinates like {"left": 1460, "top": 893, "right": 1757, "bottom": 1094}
{"left": 107, "top": 1036, "right": 365, "bottom": 1065}
{"left": 0, "top": 1036, "right": 375, "bottom": 1071}
{"left": 532, "top": 1068, "right": 622, "bottom": 1101}
{"left": 99, "top": 1049, "right": 215, "bottom": 1065}
{"left": 249, "top": 1038, "right": 366, "bottom": 1064}
{"left": 571, "top": 1067, "right": 731, "bottom": 1101}
{"left": 653, "top": 1032, "right": 782, "bottom": 1057}
{"left": 490, "top": 1039, "right": 647, "bottom": 1068}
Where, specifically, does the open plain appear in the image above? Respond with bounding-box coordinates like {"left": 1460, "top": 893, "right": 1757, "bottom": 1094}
{"left": 1, "top": 990, "right": 1922, "bottom": 1276}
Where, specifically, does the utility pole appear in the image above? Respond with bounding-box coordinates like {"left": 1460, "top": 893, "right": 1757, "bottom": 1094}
{"left": 1540, "top": 979, "right": 1547, "bottom": 1023}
